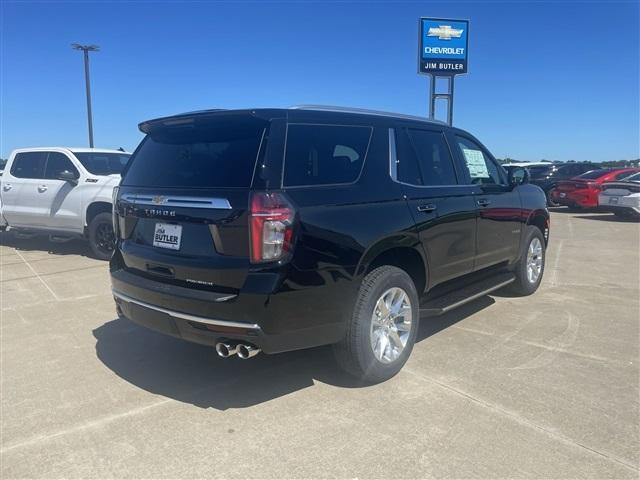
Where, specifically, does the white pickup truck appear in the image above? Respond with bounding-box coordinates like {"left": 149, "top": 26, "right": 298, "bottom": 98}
{"left": 0, "top": 147, "right": 131, "bottom": 260}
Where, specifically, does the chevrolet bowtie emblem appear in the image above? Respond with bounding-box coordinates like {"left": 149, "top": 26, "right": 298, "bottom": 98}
{"left": 427, "top": 25, "right": 464, "bottom": 40}
{"left": 152, "top": 196, "right": 166, "bottom": 205}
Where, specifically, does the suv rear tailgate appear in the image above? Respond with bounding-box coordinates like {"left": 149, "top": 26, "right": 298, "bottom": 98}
{"left": 114, "top": 112, "right": 269, "bottom": 293}
{"left": 116, "top": 186, "right": 252, "bottom": 291}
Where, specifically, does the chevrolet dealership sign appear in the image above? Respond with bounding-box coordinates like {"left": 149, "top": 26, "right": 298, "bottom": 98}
{"left": 419, "top": 18, "right": 469, "bottom": 75}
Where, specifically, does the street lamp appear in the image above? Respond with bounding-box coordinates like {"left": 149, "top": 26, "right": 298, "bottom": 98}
{"left": 71, "top": 43, "right": 99, "bottom": 148}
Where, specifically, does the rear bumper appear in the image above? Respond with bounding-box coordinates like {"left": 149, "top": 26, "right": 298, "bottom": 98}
{"left": 599, "top": 194, "right": 640, "bottom": 213}
{"left": 554, "top": 189, "right": 598, "bottom": 208}
{"left": 110, "top": 265, "right": 354, "bottom": 354}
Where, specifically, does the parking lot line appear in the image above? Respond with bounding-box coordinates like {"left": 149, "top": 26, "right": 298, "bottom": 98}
{"left": 11, "top": 249, "right": 60, "bottom": 301}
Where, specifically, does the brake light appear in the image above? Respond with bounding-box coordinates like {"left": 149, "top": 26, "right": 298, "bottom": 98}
{"left": 249, "top": 192, "right": 295, "bottom": 263}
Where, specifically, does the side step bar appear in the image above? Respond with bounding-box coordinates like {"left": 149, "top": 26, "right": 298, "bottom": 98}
{"left": 420, "top": 272, "right": 515, "bottom": 316}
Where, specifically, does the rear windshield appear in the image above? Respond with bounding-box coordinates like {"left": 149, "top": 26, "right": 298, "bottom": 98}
{"left": 623, "top": 172, "right": 640, "bottom": 182}
{"left": 73, "top": 152, "right": 130, "bottom": 175}
{"left": 577, "top": 169, "right": 611, "bottom": 180}
{"left": 122, "top": 117, "right": 265, "bottom": 188}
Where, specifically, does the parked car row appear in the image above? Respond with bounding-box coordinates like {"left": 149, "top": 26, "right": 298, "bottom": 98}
{"left": 598, "top": 172, "right": 640, "bottom": 218}
{"left": 486, "top": 162, "right": 639, "bottom": 218}
{"left": 526, "top": 162, "right": 598, "bottom": 207}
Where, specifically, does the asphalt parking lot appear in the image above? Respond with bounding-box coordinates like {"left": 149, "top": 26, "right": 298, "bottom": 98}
{"left": 1, "top": 210, "right": 638, "bottom": 479}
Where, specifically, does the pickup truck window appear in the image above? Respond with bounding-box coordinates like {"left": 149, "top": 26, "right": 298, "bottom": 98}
{"left": 44, "top": 152, "right": 79, "bottom": 179}
{"left": 10, "top": 152, "right": 47, "bottom": 179}
{"left": 72, "top": 152, "right": 130, "bottom": 176}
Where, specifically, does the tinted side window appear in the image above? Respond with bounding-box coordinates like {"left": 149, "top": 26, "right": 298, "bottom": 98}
{"left": 455, "top": 136, "right": 504, "bottom": 185}
{"left": 284, "top": 124, "right": 372, "bottom": 187}
{"left": 395, "top": 129, "right": 423, "bottom": 185}
{"left": 407, "top": 129, "right": 457, "bottom": 186}
{"left": 10, "top": 152, "right": 47, "bottom": 179}
{"left": 45, "top": 153, "right": 79, "bottom": 179}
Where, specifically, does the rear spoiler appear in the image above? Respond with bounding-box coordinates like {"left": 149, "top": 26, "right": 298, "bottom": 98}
{"left": 138, "top": 108, "right": 284, "bottom": 134}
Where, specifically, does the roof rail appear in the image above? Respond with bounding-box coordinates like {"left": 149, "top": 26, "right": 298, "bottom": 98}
{"left": 289, "top": 105, "right": 446, "bottom": 125}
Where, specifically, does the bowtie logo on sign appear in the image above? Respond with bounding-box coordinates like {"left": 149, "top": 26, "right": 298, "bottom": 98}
{"left": 426, "top": 25, "right": 464, "bottom": 40}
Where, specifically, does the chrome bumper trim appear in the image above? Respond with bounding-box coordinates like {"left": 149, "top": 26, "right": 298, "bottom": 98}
{"left": 112, "top": 289, "right": 260, "bottom": 330}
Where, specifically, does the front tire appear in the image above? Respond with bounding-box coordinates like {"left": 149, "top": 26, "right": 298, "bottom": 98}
{"left": 88, "top": 212, "right": 116, "bottom": 260}
{"left": 333, "top": 266, "right": 419, "bottom": 383}
{"left": 509, "top": 226, "right": 545, "bottom": 296}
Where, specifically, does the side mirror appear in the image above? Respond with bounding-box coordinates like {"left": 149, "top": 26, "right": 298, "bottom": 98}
{"left": 508, "top": 167, "right": 529, "bottom": 187}
{"left": 57, "top": 170, "right": 78, "bottom": 184}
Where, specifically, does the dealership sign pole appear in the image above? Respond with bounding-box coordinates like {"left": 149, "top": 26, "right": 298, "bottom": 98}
{"left": 418, "top": 18, "right": 469, "bottom": 125}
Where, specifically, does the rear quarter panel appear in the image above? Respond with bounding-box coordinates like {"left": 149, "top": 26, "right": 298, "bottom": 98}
{"left": 280, "top": 124, "right": 419, "bottom": 331}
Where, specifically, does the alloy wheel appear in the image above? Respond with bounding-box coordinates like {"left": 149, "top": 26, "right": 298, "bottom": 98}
{"left": 526, "top": 237, "right": 543, "bottom": 283}
{"left": 370, "top": 287, "right": 412, "bottom": 364}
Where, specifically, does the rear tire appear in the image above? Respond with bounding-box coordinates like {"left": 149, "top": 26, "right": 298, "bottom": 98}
{"left": 88, "top": 212, "right": 115, "bottom": 261}
{"left": 509, "top": 226, "right": 545, "bottom": 296}
{"left": 333, "top": 266, "right": 419, "bottom": 383}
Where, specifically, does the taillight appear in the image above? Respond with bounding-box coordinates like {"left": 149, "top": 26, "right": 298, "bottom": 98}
{"left": 111, "top": 186, "right": 119, "bottom": 236}
{"left": 249, "top": 192, "right": 295, "bottom": 263}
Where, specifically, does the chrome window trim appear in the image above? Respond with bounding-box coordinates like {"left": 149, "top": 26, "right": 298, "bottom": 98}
{"left": 112, "top": 290, "right": 260, "bottom": 329}
{"left": 120, "top": 194, "right": 232, "bottom": 210}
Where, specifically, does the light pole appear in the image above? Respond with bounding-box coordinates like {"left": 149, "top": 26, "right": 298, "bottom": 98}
{"left": 71, "top": 43, "right": 99, "bottom": 148}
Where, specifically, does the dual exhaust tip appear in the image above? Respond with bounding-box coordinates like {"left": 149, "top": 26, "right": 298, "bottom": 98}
{"left": 215, "top": 342, "right": 260, "bottom": 359}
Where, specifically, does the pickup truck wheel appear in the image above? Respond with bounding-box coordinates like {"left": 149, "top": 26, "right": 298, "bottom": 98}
{"left": 88, "top": 212, "right": 115, "bottom": 261}
{"left": 509, "top": 226, "right": 545, "bottom": 296}
{"left": 333, "top": 265, "right": 419, "bottom": 383}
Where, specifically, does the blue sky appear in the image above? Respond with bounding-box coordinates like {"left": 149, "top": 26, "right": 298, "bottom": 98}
{"left": 1, "top": 1, "right": 638, "bottom": 161}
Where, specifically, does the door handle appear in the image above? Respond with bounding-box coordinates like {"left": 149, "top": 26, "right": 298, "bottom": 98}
{"left": 417, "top": 204, "right": 437, "bottom": 213}
{"left": 2, "top": 183, "right": 11, "bottom": 191}
{"left": 38, "top": 185, "right": 48, "bottom": 193}
{"left": 477, "top": 199, "right": 491, "bottom": 208}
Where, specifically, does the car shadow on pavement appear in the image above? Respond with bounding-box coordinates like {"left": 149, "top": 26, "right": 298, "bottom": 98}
{"left": 0, "top": 231, "right": 93, "bottom": 258}
{"left": 572, "top": 214, "right": 639, "bottom": 222}
{"left": 93, "top": 297, "right": 493, "bottom": 410}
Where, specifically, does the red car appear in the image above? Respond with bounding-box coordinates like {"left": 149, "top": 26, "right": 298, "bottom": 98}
{"left": 551, "top": 168, "right": 640, "bottom": 208}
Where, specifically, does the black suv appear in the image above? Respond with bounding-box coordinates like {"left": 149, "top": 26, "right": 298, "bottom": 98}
{"left": 111, "top": 106, "right": 549, "bottom": 382}
{"left": 527, "top": 163, "right": 597, "bottom": 206}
